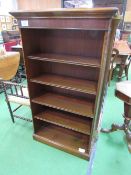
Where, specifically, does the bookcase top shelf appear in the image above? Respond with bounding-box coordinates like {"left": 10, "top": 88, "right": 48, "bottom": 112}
{"left": 34, "top": 109, "right": 92, "bottom": 135}
{"left": 28, "top": 53, "right": 101, "bottom": 68}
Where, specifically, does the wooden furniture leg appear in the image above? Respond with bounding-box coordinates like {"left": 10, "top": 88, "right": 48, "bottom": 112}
{"left": 124, "top": 103, "right": 131, "bottom": 152}
{"left": 118, "top": 59, "right": 126, "bottom": 80}
{"left": 125, "top": 56, "right": 131, "bottom": 80}
{"left": 101, "top": 102, "right": 131, "bottom": 153}
{"left": 117, "top": 55, "right": 130, "bottom": 81}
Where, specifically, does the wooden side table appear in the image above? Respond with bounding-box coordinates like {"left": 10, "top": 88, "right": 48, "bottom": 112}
{"left": 101, "top": 81, "right": 131, "bottom": 153}
{"left": 114, "top": 40, "right": 131, "bottom": 80}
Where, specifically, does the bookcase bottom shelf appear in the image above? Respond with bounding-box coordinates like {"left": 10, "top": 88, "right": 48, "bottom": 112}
{"left": 33, "top": 124, "right": 90, "bottom": 159}
{"left": 34, "top": 109, "right": 92, "bottom": 135}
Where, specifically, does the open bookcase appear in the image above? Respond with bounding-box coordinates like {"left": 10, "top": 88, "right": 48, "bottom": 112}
{"left": 11, "top": 8, "right": 119, "bottom": 160}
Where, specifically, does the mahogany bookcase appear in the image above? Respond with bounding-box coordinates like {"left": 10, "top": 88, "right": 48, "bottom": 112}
{"left": 11, "top": 8, "right": 120, "bottom": 160}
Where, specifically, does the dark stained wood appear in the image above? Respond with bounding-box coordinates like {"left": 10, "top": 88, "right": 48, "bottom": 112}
{"left": 40, "top": 29, "right": 104, "bottom": 59}
{"left": 21, "top": 29, "right": 104, "bottom": 60}
{"left": 33, "top": 124, "right": 89, "bottom": 159}
{"left": 30, "top": 74, "right": 97, "bottom": 95}
{"left": 10, "top": 7, "right": 118, "bottom": 18}
{"left": 29, "top": 81, "right": 96, "bottom": 102}
{"left": 42, "top": 62, "right": 99, "bottom": 81}
{"left": 90, "top": 17, "right": 120, "bottom": 154}
{"left": 41, "top": 85, "right": 96, "bottom": 102}
{"left": 18, "top": 18, "right": 110, "bottom": 30}
{"left": 10, "top": 8, "right": 119, "bottom": 30}
{"left": 115, "top": 90, "right": 131, "bottom": 105}
{"left": 93, "top": 0, "right": 126, "bottom": 29}
{"left": 32, "top": 93, "right": 94, "bottom": 117}
{"left": 28, "top": 53, "right": 101, "bottom": 68}
{"left": 29, "top": 60, "right": 100, "bottom": 81}
{"left": 115, "top": 81, "right": 131, "bottom": 104}
{"left": 11, "top": 8, "right": 120, "bottom": 159}
{"left": 124, "top": 102, "right": 131, "bottom": 119}
{"left": 34, "top": 109, "right": 92, "bottom": 135}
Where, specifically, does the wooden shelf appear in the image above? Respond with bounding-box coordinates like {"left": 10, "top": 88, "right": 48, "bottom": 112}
{"left": 32, "top": 93, "right": 94, "bottom": 117}
{"left": 30, "top": 74, "right": 97, "bottom": 95}
{"left": 28, "top": 53, "right": 100, "bottom": 68}
{"left": 34, "top": 110, "right": 92, "bottom": 135}
{"left": 33, "top": 124, "right": 89, "bottom": 159}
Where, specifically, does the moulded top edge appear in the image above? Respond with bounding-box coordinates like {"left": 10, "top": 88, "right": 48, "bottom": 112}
{"left": 10, "top": 7, "right": 119, "bottom": 18}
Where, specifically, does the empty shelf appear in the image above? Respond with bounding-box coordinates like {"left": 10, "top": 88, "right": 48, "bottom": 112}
{"left": 34, "top": 110, "right": 92, "bottom": 135}
{"left": 32, "top": 93, "right": 94, "bottom": 117}
{"left": 28, "top": 53, "right": 100, "bottom": 68}
{"left": 30, "top": 74, "right": 97, "bottom": 95}
{"left": 33, "top": 124, "right": 89, "bottom": 159}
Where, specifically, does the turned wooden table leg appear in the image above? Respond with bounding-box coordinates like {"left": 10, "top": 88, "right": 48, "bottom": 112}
{"left": 125, "top": 121, "right": 131, "bottom": 153}
{"left": 101, "top": 123, "right": 124, "bottom": 133}
{"left": 101, "top": 102, "right": 131, "bottom": 153}
{"left": 123, "top": 103, "right": 131, "bottom": 153}
{"left": 118, "top": 56, "right": 126, "bottom": 81}
{"left": 118, "top": 64, "right": 125, "bottom": 81}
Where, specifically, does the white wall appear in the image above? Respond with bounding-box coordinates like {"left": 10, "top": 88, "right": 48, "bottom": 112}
{"left": 0, "top": 0, "right": 18, "bottom": 15}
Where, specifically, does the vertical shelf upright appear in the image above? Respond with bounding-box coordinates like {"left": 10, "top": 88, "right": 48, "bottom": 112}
{"left": 10, "top": 8, "right": 120, "bottom": 160}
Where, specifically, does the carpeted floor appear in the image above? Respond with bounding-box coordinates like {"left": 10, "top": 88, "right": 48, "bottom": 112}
{"left": 0, "top": 69, "right": 131, "bottom": 175}
{"left": 92, "top": 69, "right": 131, "bottom": 175}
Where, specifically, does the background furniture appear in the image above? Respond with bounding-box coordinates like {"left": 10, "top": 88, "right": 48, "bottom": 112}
{"left": 121, "top": 31, "right": 131, "bottom": 41}
{"left": 0, "top": 52, "right": 20, "bottom": 80}
{"left": 11, "top": 45, "right": 23, "bottom": 63}
{"left": 108, "top": 48, "right": 119, "bottom": 85}
{"left": 11, "top": 8, "right": 119, "bottom": 160}
{"left": 1, "top": 30, "right": 21, "bottom": 51}
{"left": 101, "top": 81, "right": 131, "bottom": 153}
{"left": 11, "top": 44, "right": 26, "bottom": 80}
{"left": 113, "top": 40, "right": 131, "bottom": 80}
{"left": 0, "top": 51, "right": 31, "bottom": 123}
{"left": 123, "top": 11, "right": 131, "bottom": 32}
{"left": 0, "top": 51, "right": 20, "bottom": 93}
{"left": 63, "top": 0, "right": 127, "bottom": 29}
{"left": 93, "top": 0, "right": 127, "bottom": 29}
{"left": 2, "top": 81, "right": 31, "bottom": 123}
{"left": 2, "top": 30, "right": 20, "bottom": 42}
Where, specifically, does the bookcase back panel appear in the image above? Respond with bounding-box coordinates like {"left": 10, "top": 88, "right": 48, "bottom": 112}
{"left": 33, "top": 119, "right": 49, "bottom": 132}
{"left": 40, "top": 29, "right": 104, "bottom": 58}
{"left": 29, "top": 60, "right": 100, "bottom": 81}
{"left": 29, "top": 82, "right": 96, "bottom": 101}
{"left": 31, "top": 103, "right": 93, "bottom": 134}
{"left": 32, "top": 103, "right": 93, "bottom": 122}
{"left": 31, "top": 103, "right": 45, "bottom": 115}
{"left": 21, "top": 29, "right": 41, "bottom": 55}
{"left": 21, "top": 29, "right": 105, "bottom": 59}
{"left": 43, "top": 85, "right": 95, "bottom": 101}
